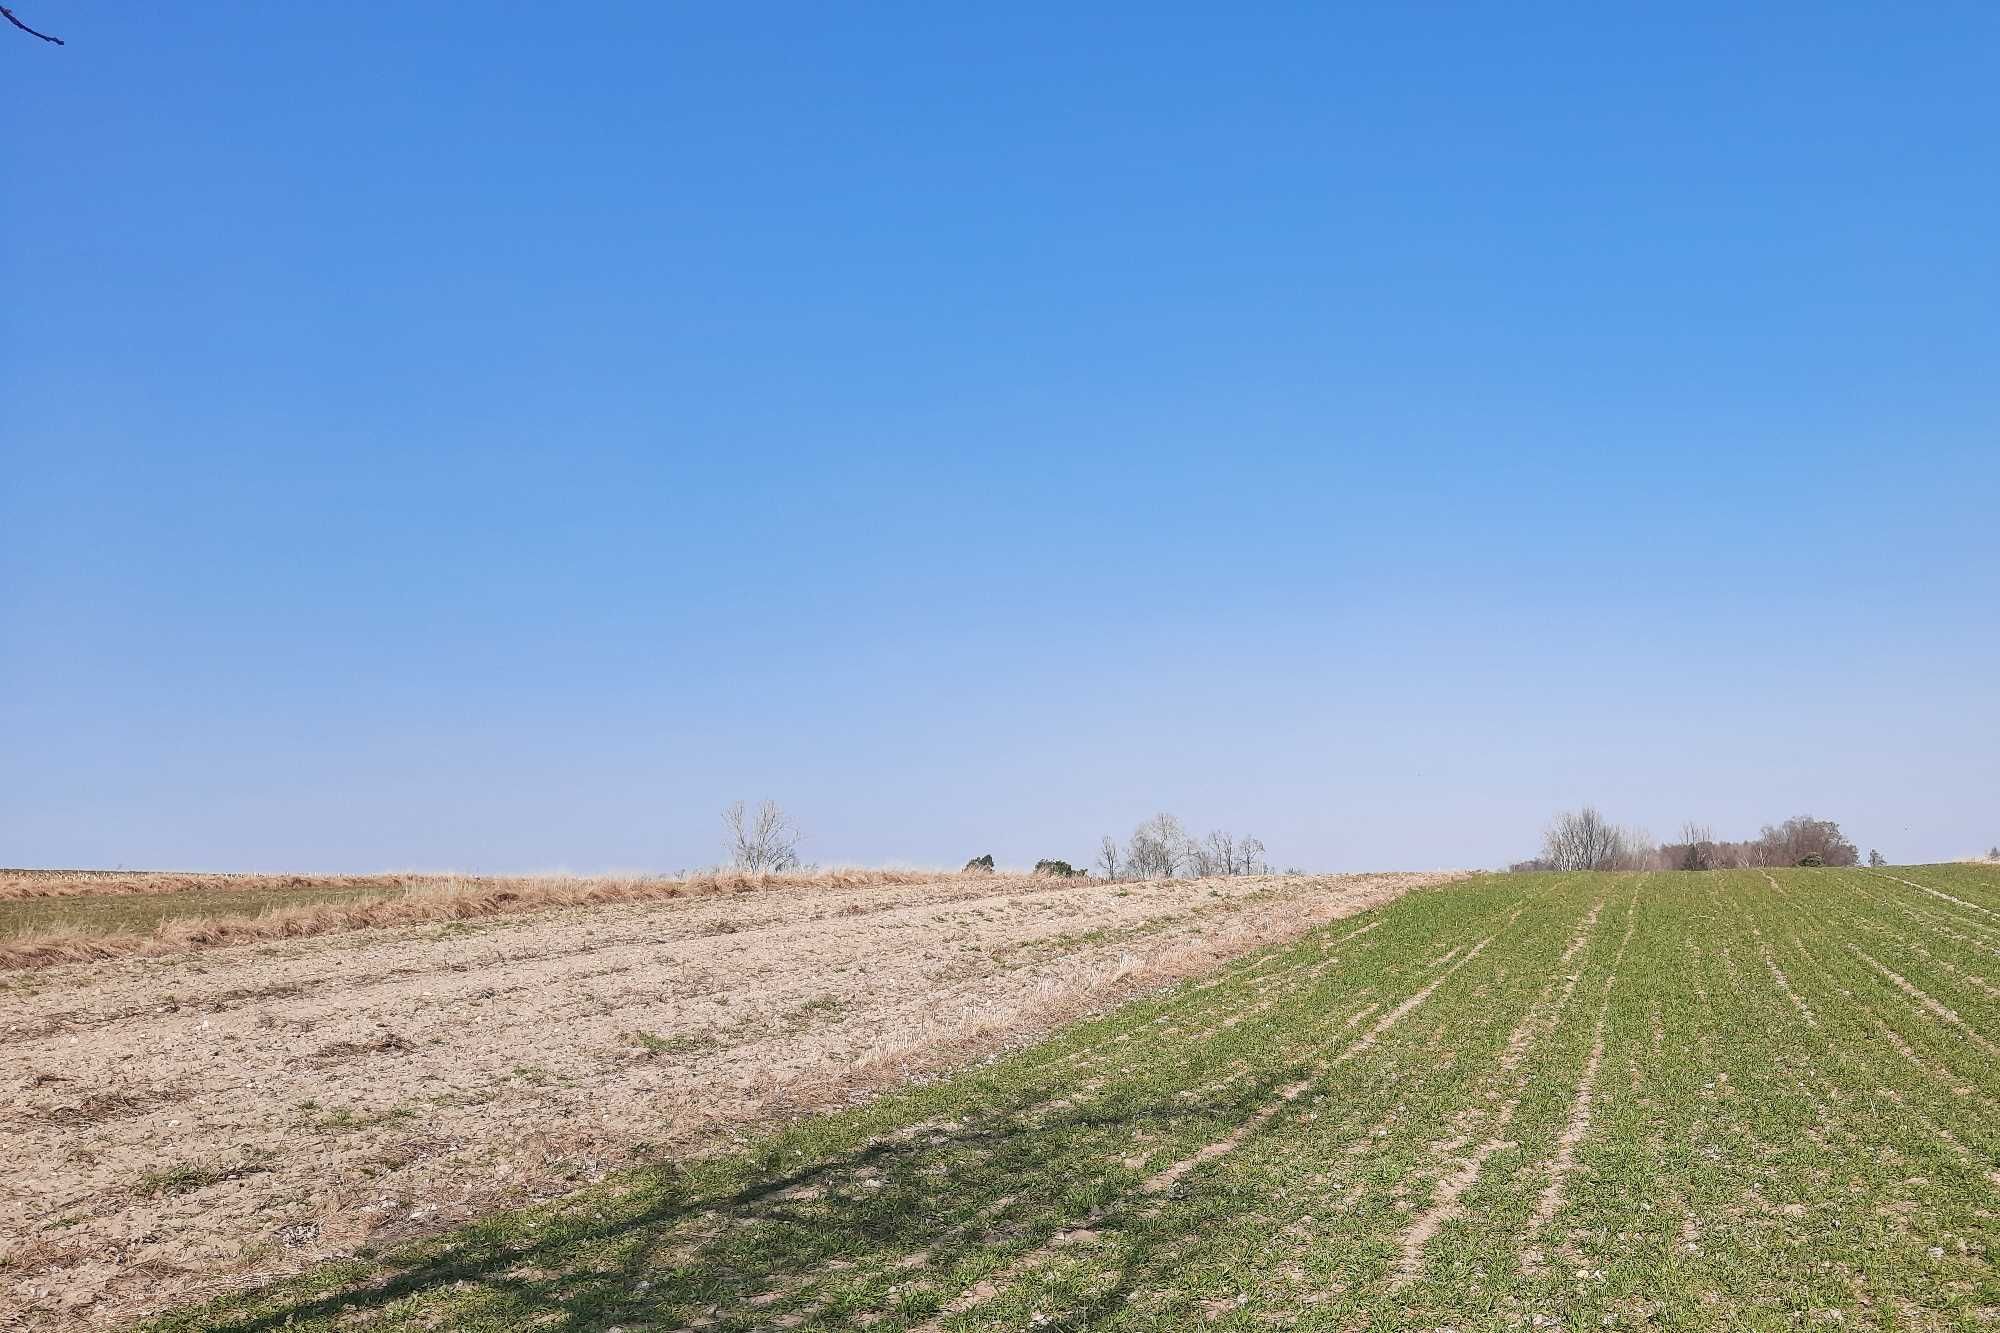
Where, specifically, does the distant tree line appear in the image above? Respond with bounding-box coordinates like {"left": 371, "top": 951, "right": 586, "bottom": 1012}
{"left": 1096, "top": 813, "right": 1270, "bottom": 882}
{"left": 1514, "top": 807, "right": 1861, "bottom": 872}
{"left": 715, "top": 801, "right": 1274, "bottom": 883}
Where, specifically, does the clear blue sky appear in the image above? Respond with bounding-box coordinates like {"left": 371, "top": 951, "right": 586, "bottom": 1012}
{"left": 4, "top": 3, "right": 1995, "bottom": 873}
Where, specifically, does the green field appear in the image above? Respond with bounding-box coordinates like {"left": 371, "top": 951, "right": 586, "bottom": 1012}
{"left": 151, "top": 866, "right": 1999, "bottom": 1332}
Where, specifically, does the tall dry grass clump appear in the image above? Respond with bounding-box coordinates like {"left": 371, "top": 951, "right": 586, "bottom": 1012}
{"left": 0, "top": 867, "right": 957, "bottom": 971}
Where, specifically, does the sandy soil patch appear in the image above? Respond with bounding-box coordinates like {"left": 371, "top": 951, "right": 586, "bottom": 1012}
{"left": 0, "top": 869, "right": 1448, "bottom": 1328}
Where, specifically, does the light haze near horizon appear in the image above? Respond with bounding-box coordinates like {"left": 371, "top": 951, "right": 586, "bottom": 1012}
{"left": 4, "top": 4, "right": 1996, "bottom": 873}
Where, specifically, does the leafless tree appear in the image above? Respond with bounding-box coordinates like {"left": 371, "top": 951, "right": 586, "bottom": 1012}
{"left": 1541, "top": 806, "right": 1635, "bottom": 872}
{"left": 1751, "top": 815, "right": 1858, "bottom": 868}
{"left": 722, "top": 799, "right": 800, "bottom": 873}
{"left": 1544, "top": 811, "right": 1860, "bottom": 873}
{"left": 1123, "top": 829, "right": 1165, "bottom": 880}
{"left": 1675, "top": 821, "right": 1715, "bottom": 871}
{"left": 1125, "top": 812, "right": 1188, "bottom": 880}
{"left": 2, "top": 6, "right": 63, "bottom": 44}
{"left": 1204, "top": 830, "right": 1238, "bottom": 876}
{"left": 1102, "top": 820, "right": 1274, "bottom": 880}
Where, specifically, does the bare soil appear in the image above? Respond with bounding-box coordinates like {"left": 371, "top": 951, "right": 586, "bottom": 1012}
{"left": 0, "top": 869, "right": 1446, "bottom": 1328}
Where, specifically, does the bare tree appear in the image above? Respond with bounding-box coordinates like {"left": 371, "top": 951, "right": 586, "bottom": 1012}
{"left": 2, "top": 5, "right": 63, "bottom": 44}
{"left": 1096, "top": 835, "right": 1121, "bottom": 882}
{"left": 1102, "top": 818, "right": 1274, "bottom": 880}
{"left": 1123, "top": 826, "right": 1166, "bottom": 880}
{"left": 1203, "top": 829, "right": 1238, "bottom": 876}
{"left": 1752, "top": 815, "right": 1858, "bottom": 868}
{"left": 722, "top": 799, "right": 801, "bottom": 873}
{"left": 1675, "top": 821, "right": 1715, "bottom": 871}
{"left": 1125, "top": 812, "right": 1188, "bottom": 880}
{"left": 1542, "top": 811, "right": 1864, "bottom": 873}
{"left": 1542, "top": 806, "right": 1633, "bottom": 872}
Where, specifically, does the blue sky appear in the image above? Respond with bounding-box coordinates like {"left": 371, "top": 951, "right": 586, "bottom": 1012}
{"left": 4, "top": 3, "right": 1995, "bottom": 872}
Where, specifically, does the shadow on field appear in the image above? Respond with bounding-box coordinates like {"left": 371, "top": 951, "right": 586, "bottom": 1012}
{"left": 167, "top": 1070, "right": 1303, "bottom": 1332}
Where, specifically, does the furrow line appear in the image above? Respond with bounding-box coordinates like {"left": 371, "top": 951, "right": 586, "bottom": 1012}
{"left": 1391, "top": 898, "right": 1607, "bottom": 1284}
{"left": 1845, "top": 919, "right": 2000, "bottom": 1002}
{"left": 1751, "top": 921, "right": 1818, "bottom": 1028}
{"left": 1335, "top": 936, "right": 1493, "bottom": 1066}
{"left": 1757, "top": 928, "right": 1994, "bottom": 1234}
{"left": 1846, "top": 880, "right": 2000, "bottom": 957}
{"left": 1775, "top": 923, "right": 2000, "bottom": 1125}
{"left": 1869, "top": 870, "right": 2000, "bottom": 923}
{"left": 1846, "top": 945, "right": 2000, "bottom": 1060}
{"left": 1868, "top": 1019, "right": 2000, "bottom": 1117}
{"left": 916, "top": 892, "right": 1546, "bottom": 1327}
{"left": 1519, "top": 891, "right": 1638, "bottom": 1274}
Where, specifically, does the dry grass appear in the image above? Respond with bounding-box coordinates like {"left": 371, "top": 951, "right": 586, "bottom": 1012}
{"left": 0, "top": 867, "right": 962, "bottom": 971}
{"left": 0, "top": 865, "right": 961, "bottom": 902}
{"left": 0, "top": 868, "right": 434, "bottom": 901}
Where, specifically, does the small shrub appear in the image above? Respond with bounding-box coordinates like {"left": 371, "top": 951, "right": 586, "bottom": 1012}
{"left": 1796, "top": 854, "right": 1824, "bottom": 867}
{"left": 133, "top": 1153, "right": 270, "bottom": 1199}
{"left": 963, "top": 855, "right": 995, "bottom": 873}
{"left": 134, "top": 1164, "right": 218, "bottom": 1199}
{"left": 1033, "top": 859, "right": 1083, "bottom": 878}
{"left": 623, "top": 1030, "right": 710, "bottom": 1059}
